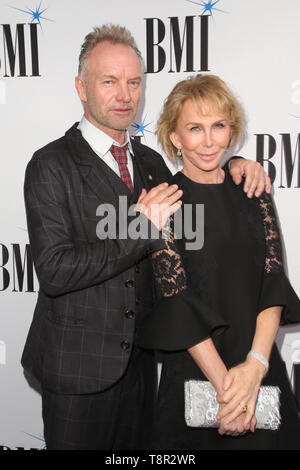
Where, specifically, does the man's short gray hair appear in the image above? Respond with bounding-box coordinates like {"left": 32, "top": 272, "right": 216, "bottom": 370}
{"left": 78, "top": 24, "right": 142, "bottom": 77}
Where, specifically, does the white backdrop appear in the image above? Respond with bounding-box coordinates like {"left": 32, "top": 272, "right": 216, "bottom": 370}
{"left": 0, "top": 0, "right": 299, "bottom": 449}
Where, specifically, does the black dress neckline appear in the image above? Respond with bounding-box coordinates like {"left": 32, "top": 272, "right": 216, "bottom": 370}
{"left": 175, "top": 168, "right": 229, "bottom": 188}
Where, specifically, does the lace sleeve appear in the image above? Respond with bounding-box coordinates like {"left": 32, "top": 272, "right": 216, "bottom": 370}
{"left": 257, "top": 192, "right": 300, "bottom": 324}
{"left": 152, "top": 220, "right": 187, "bottom": 298}
{"left": 258, "top": 192, "right": 283, "bottom": 274}
{"left": 136, "top": 217, "right": 228, "bottom": 351}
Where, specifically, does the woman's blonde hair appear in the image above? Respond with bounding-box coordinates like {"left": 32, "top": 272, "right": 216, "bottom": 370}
{"left": 156, "top": 74, "right": 244, "bottom": 160}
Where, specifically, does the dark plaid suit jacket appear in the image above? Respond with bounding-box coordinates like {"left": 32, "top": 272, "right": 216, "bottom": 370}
{"left": 21, "top": 123, "right": 171, "bottom": 394}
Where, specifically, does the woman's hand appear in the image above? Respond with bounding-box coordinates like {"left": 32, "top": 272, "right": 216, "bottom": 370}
{"left": 217, "top": 404, "right": 256, "bottom": 436}
{"left": 216, "top": 355, "right": 266, "bottom": 430}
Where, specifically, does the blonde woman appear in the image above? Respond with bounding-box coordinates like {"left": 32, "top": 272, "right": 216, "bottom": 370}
{"left": 138, "top": 75, "right": 300, "bottom": 450}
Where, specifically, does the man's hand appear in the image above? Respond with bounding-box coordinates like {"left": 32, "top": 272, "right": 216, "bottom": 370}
{"left": 135, "top": 183, "right": 182, "bottom": 231}
{"left": 229, "top": 158, "right": 271, "bottom": 198}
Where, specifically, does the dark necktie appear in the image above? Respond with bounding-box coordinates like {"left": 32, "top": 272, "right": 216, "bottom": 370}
{"left": 110, "top": 144, "right": 134, "bottom": 193}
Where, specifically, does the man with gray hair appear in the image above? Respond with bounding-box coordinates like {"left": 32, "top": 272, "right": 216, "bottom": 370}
{"left": 21, "top": 24, "right": 270, "bottom": 450}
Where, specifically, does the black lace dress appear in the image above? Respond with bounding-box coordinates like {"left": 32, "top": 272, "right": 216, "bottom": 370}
{"left": 138, "top": 168, "right": 300, "bottom": 450}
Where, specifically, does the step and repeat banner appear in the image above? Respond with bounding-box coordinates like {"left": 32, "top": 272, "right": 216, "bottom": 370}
{"left": 0, "top": 0, "right": 299, "bottom": 449}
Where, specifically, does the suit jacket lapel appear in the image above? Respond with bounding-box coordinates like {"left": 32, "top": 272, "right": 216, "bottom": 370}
{"left": 131, "top": 139, "right": 159, "bottom": 191}
{"left": 65, "top": 125, "right": 164, "bottom": 206}
{"left": 65, "top": 123, "right": 131, "bottom": 205}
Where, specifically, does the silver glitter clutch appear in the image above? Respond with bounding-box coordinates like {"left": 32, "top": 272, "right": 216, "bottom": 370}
{"left": 184, "top": 380, "right": 281, "bottom": 430}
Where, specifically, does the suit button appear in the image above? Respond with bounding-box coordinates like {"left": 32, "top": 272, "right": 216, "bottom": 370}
{"left": 135, "top": 265, "right": 140, "bottom": 273}
{"left": 120, "top": 340, "right": 130, "bottom": 350}
{"left": 135, "top": 297, "right": 140, "bottom": 305}
{"left": 125, "top": 280, "right": 134, "bottom": 288}
{"left": 125, "top": 309, "right": 135, "bottom": 319}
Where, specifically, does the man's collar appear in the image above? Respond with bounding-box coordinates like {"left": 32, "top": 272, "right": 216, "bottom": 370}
{"left": 77, "top": 116, "right": 133, "bottom": 156}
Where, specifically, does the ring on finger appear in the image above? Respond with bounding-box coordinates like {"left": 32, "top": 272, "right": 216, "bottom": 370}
{"left": 239, "top": 402, "right": 248, "bottom": 413}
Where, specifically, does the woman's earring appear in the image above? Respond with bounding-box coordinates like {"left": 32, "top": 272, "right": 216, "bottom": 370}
{"left": 177, "top": 148, "right": 182, "bottom": 158}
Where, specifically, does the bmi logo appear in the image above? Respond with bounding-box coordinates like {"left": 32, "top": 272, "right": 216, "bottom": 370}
{"left": 0, "top": 2, "right": 53, "bottom": 78}
{"left": 255, "top": 82, "right": 300, "bottom": 188}
{"left": 145, "top": 15, "right": 210, "bottom": 74}
{"left": 144, "top": 1, "right": 228, "bottom": 74}
{"left": 0, "top": 244, "right": 37, "bottom": 292}
{"left": 0, "top": 23, "right": 40, "bottom": 77}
